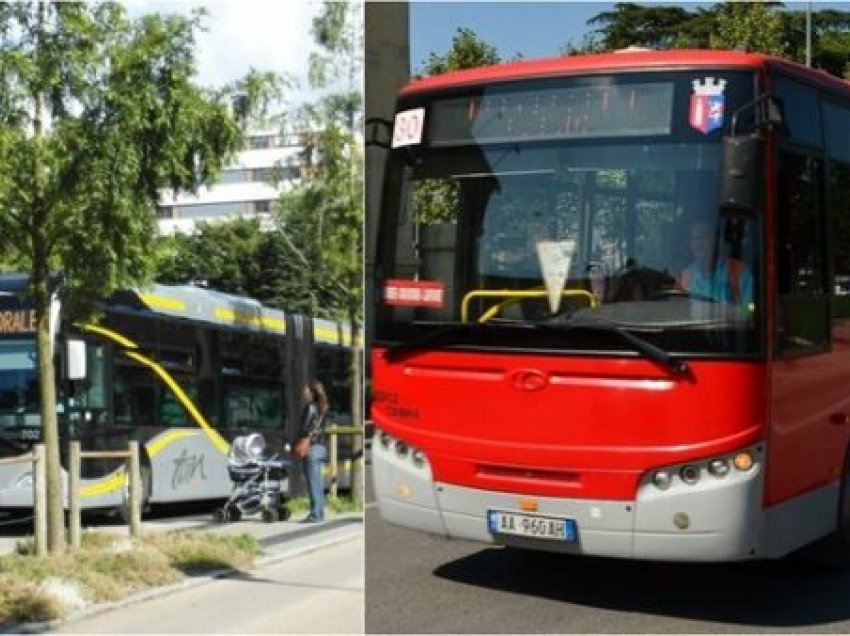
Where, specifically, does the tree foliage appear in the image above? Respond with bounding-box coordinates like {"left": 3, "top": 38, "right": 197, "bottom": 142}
{"left": 569, "top": 2, "right": 850, "bottom": 79}
{"left": 0, "top": 1, "right": 270, "bottom": 552}
{"left": 274, "top": 0, "right": 362, "bottom": 324}
{"left": 420, "top": 27, "right": 500, "bottom": 76}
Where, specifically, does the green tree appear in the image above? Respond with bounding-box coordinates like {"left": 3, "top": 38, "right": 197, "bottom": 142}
{"left": 275, "top": 0, "right": 364, "bottom": 504}
{"left": 0, "top": 2, "right": 267, "bottom": 553}
{"left": 572, "top": 2, "right": 850, "bottom": 80}
{"left": 587, "top": 3, "right": 692, "bottom": 50}
{"left": 155, "top": 218, "right": 266, "bottom": 295}
{"left": 420, "top": 27, "right": 499, "bottom": 75}
{"left": 710, "top": 2, "right": 786, "bottom": 56}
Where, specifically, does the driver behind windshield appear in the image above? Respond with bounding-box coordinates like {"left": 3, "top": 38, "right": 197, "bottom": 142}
{"left": 678, "top": 220, "right": 752, "bottom": 306}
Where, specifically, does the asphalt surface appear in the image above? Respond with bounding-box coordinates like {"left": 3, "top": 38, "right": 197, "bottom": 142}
{"left": 365, "top": 468, "right": 850, "bottom": 634}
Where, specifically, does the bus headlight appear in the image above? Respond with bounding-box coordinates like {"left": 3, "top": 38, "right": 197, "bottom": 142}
{"left": 395, "top": 440, "right": 409, "bottom": 458}
{"left": 411, "top": 449, "right": 426, "bottom": 468}
{"left": 380, "top": 431, "right": 392, "bottom": 449}
{"left": 679, "top": 464, "right": 700, "bottom": 485}
{"left": 651, "top": 470, "right": 672, "bottom": 490}
{"left": 708, "top": 458, "right": 730, "bottom": 477}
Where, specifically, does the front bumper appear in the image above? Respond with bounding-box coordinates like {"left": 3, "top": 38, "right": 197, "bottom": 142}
{"left": 373, "top": 434, "right": 765, "bottom": 562}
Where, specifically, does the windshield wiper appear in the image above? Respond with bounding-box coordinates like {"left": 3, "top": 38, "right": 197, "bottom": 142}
{"left": 383, "top": 320, "right": 522, "bottom": 362}
{"left": 384, "top": 318, "right": 692, "bottom": 380}
{"left": 532, "top": 319, "right": 693, "bottom": 380}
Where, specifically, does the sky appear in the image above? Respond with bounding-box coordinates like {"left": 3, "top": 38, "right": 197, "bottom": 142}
{"left": 409, "top": 1, "right": 850, "bottom": 73}
{"left": 125, "top": 0, "right": 325, "bottom": 105}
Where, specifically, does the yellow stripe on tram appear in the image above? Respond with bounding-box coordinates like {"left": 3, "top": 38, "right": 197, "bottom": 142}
{"left": 80, "top": 324, "right": 139, "bottom": 349}
{"left": 213, "top": 308, "right": 286, "bottom": 332}
{"left": 124, "top": 351, "right": 230, "bottom": 455}
{"left": 147, "top": 429, "right": 200, "bottom": 458}
{"left": 80, "top": 469, "right": 126, "bottom": 498}
{"left": 139, "top": 293, "right": 186, "bottom": 312}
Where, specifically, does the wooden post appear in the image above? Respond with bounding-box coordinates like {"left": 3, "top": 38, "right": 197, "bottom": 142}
{"left": 351, "top": 428, "right": 364, "bottom": 508}
{"left": 127, "top": 441, "right": 141, "bottom": 539}
{"left": 329, "top": 428, "right": 339, "bottom": 499}
{"left": 68, "top": 441, "right": 81, "bottom": 550}
{"left": 33, "top": 444, "right": 47, "bottom": 557}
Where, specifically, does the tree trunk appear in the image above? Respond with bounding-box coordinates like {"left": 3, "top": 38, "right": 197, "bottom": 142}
{"left": 33, "top": 272, "right": 64, "bottom": 553}
{"left": 349, "top": 307, "right": 364, "bottom": 507}
{"left": 33, "top": 0, "right": 65, "bottom": 553}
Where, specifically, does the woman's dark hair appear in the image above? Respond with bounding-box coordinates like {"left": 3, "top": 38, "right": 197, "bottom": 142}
{"left": 307, "top": 379, "right": 329, "bottom": 414}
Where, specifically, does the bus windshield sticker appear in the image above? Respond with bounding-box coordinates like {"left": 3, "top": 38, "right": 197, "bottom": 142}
{"left": 392, "top": 107, "right": 425, "bottom": 148}
{"left": 536, "top": 240, "right": 576, "bottom": 313}
{"left": 383, "top": 279, "right": 445, "bottom": 308}
{"left": 689, "top": 77, "right": 727, "bottom": 134}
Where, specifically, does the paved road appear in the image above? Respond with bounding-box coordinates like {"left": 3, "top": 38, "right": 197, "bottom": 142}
{"left": 57, "top": 528, "right": 363, "bottom": 634}
{"left": 365, "top": 479, "right": 850, "bottom": 634}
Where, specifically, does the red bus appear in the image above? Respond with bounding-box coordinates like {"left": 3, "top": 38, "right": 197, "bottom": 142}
{"left": 371, "top": 49, "right": 850, "bottom": 563}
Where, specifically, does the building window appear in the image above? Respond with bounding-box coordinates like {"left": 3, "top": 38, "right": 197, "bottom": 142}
{"left": 252, "top": 168, "right": 275, "bottom": 183}
{"left": 248, "top": 135, "right": 273, "bottom": 150}
{"left": 158, "top": 207, "right": 174, "bottom": 219}
{"left": 219, "top": 169, "right": 251, "bottom": 184}
{"left": 254, "top": 200, "right": 273, "bottom": 214}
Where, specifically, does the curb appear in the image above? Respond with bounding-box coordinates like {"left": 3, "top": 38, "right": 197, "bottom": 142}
{"left": 1, "top": 515, "right": 363, "bottom": 634}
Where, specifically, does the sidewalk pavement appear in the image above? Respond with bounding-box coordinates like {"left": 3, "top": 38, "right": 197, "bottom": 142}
{"left": 0, "top": 509, "right": 364, "bottom": 634}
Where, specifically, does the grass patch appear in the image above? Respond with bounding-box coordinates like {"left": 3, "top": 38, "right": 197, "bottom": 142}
{"left": 0, "top": 530, "right": 258, "bottom": 627}
{"left": 288, "top": 494, "right": 362, "bottom": 515}
{"left": 146, "top": 532, "right": 259, "bottom": 573}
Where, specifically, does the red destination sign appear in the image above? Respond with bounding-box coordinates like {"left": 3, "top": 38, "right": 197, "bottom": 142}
{"left": 383, "top": 279, "right": 445, "bottom": 309}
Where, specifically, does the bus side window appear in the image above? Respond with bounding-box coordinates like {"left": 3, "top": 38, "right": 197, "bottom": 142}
{"left": 776, "top": 151, "right": 828, "bottom": 354}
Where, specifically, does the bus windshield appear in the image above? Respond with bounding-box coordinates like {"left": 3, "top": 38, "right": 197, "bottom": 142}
{"left": 0, "top": 340, "right": 39, "bottom": 428}
{"left": 376, "top": 70, "right": 762, "bottom": 356}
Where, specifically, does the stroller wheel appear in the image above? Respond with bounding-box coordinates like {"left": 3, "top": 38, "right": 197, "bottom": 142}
{"left": 278, "top": 505, "right": 291, "bottom": 521}
{"left": 261, "top": 508, "right": 279, "bottom": 523}
{"left": 213, "top": 508, "right": 228, "bottom": 523}
{"left": 227, "top": 505, "right": 242, "bottom": 522}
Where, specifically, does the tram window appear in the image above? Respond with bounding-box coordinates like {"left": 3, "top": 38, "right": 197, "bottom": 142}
{"left": 113, "top": 365, "right": 156, "bottom": 427}
{"left": 224, "top": 384, "right": 283, "bottom": 430}
{"left": 316, "top": 347, "right": 352, "bottom": 421}
{"left": 82, "top": 344, "right": 105, "bottom": 408}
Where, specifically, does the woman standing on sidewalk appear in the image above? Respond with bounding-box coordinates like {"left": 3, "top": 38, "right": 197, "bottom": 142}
{"left": 297, "top": 380, "right": 329, "bottom": 522}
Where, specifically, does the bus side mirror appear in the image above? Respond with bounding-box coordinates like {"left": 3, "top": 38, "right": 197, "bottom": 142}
{"left": 66, "top": 339, "right": 87, "bottom": 381}
{"left": 720, "top": 133, "right": 763, "bottom": 216}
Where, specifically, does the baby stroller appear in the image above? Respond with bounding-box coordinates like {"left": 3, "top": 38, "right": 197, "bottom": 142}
{"left": 213, "top": 433, "right": 291, "bottom": 523}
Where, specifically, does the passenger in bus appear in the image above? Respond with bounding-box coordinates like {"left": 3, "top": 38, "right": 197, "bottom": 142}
{"left": 296, "top": 379, "right": 329, "bottom": 523}
{"left": 678, "top": 220, "right": 752, "bottom": 306}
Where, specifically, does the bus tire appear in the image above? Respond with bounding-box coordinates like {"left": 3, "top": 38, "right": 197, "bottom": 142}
{"left": 797, "top": 446, "right": 850, "bottom": 571}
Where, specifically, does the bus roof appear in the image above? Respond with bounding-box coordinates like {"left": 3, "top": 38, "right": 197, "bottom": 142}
{"left": 129, "top": 284, "right": 354, "bottom": 347}
{"left": 401, "top": 49, "right": 850, "bottom": 98}
{"left": 0, "top": 275, "right": 354, "bottom": 347}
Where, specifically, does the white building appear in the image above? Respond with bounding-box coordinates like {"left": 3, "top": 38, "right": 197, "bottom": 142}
{"left": 156, "top": 129, "right": 305, "bottom": 235}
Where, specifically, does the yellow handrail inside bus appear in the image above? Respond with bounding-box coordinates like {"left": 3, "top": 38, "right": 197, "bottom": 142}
{"left": 461, "top": 289, "right": 596, "bottom": 323}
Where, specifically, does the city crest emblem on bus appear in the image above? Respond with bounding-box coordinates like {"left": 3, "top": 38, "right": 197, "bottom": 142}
{"left": 689, "top": 77, "right": 727, "bottom": 134}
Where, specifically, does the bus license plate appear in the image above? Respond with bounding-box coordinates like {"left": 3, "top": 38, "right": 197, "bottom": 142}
{"left": 487, "top": 510, "right": 577, "bottom": 542}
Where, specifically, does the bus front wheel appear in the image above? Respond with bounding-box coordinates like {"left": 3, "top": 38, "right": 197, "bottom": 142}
{"left": 797, "top": 447, "right": 850, "bottom": 571}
